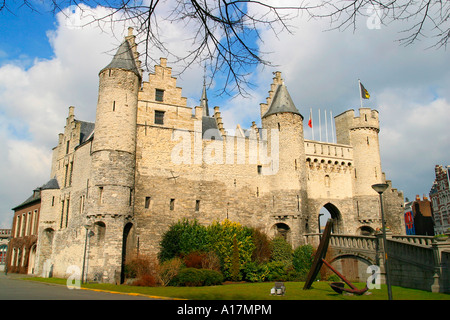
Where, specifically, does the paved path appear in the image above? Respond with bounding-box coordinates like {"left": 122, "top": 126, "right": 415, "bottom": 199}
{"left": 0, "top": 274, "right": 157, "bottom": 300}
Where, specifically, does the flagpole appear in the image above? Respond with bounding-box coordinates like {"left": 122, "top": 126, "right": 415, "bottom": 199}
{"left": 310, "top": 108, "right": 314, "bottom": 140}
{"left": 318, "top": 108, "right": 322, "bottom": 142}
{"left": 330, "top": 110, "right": 335, "bottom": 143}
{"left": 358, "top": 79, "right": 363, "bottom": 108}
{"left": 325, "top": 109, "right": 328, "bottom": 143}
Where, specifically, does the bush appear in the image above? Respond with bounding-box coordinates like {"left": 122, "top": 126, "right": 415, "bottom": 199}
{"left": 207, "top": 219, "right": 255, "bottom": 281}
{"left": 266, "top": 261, "right": 291, "bottom": 281}
{"left": 173, "top": 268, "right": 223, "bottom": 287}
{"left": 156, "top": 257, "right": 183, "bottom": 287}
{"left": 184, "top": 251, "right": 207, "bottom": 269}
{"left": 132, "top": 274, "right": 157, "bottom": 287}
{"left": 243, "top": 262, "right": 270, "bottom": 282}
{"left": 202, "top": 269, "right": 224, "bottom": 286}
{"left": 159, "top": 219, "right": 209, "bottom": 261}
{"left": 270, "top": 236, "right": 293, "bottom": 262}
{"left": 292, "top": 244, "right": 314, "bottom": 276}
{"left": 124, "top": 255, "right": 158, "bottom": 280}
{"left": 251, "top": 228, "right": 271, "bottom": 264}
{"left": 201, "top": 251, "right": 221, "bottom": 271}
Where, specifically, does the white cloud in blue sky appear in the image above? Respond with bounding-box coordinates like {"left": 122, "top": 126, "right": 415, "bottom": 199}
{"left": 0, "top": 2, "right": 449, "bottom": 228}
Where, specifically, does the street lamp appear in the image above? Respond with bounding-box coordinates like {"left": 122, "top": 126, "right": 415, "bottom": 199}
{"left": 372, "top": 183, "right": 393, "bottom": 300}
{"left": 81, "top": 223, "right": 93, "bottom": 284}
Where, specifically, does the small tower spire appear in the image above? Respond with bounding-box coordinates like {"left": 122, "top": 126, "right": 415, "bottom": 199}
{"left": 201, "top": 76, "right": 210, "bottom": 117}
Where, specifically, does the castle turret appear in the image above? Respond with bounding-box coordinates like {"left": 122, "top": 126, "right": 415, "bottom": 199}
{"left": 261, "top": 73, "right": 307, "bottom": 244}
{"left": 335, "top": 108, "right": 383, "bottom": 219}
{"left": 86, "top": 30, "right": 141, "bottom": 283}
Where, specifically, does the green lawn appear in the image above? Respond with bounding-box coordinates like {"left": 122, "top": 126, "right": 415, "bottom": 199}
{"left": 25, "top": 277, "right": 450, "bottom": 300}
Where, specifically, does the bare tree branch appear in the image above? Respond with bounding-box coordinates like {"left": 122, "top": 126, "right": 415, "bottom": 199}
{"left": 1, "top": 0, "right": 448, "bottom": 96}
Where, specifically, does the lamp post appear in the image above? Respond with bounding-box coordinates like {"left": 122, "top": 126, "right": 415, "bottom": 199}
{"left": 372, "top": 183, "right": 393, "bottom": 300}
{"left": 81, "top": 223, "right": 92, "bottom": 284}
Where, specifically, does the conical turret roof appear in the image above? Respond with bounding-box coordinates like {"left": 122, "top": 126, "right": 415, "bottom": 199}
{"left": 262, "top": 84, "right": 302, "bottom": 119}
{"left": 100, "top": 40, "right": 141, "bottom": 78}
{"left": 201, "top": 80, "right": 209, "bottom": 116}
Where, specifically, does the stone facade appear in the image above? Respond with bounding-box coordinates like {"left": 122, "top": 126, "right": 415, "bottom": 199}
{"left": 430, "top": 165, "right": 450, "bottom": 234}
{"left": 33, "top": 29, "right": 405, "bottom": 283}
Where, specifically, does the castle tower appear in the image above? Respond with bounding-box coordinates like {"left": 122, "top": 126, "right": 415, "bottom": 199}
{"left": 86, "top": 30, "right": 141, "bottom": 283}
{"left": 261, "top": 72, "right": 307, "bottom": 245}
{"left": 334, "top": 108, "right": 383, "bottom": 219}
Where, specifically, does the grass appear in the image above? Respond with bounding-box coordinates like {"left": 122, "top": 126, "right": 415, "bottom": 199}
{"left": 25, "top": 277, "right": 450, "bottom": 300}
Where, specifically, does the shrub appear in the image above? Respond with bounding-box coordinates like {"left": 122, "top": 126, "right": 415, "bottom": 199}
{"left": 251, "top": 228, "right": 271, "bottom": 264}
{"left": 230, "top": 236, "right": 241, "bottom": 281}
{"left": 270, "top": 236, "right": 293, "bottom": 262}
{"left": 292, "top": 244, "right": 314, "bottom": 276}
{"left": 202, "top": 269, "right": 224, "bottom": 286}
{"left": 201, "top": 251, "right": 221, "bottom": 271}
{"left": 243, "top": 262, "right": 270, "bottom": 282}
{"left": 156, "top": 257, "right": 183, "bottom": 287}
{"left": 266, "top": 261, "right": 291, "bottom": 281}
{"left": 132, "top": 274, "right": 157, "bottom": 287}
{"left": 159, "top": 219, "right": 209, "bottom": 261}
{"left": 184, "top": 251, "right": 206, "bottom": 269}
{"left": 173, "top": 268, "right": 223, "bottom": 286}
{"left": 207, "top": 219, "right": 255, "bottom": 280}
{"left": 124, "top": 254, "right": 158, "bottom": 280}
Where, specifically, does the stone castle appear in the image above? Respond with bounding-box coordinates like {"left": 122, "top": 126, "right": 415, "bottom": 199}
{"left": 34, "top": 29, "right": 404, "bottom": 283}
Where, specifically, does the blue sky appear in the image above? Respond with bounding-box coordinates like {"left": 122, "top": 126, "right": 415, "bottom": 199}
{"left": 0, "top": 2, "right": 449, "bottom": 229}
{"left": 0, "top": 5, "right": 55, "bottom": 67}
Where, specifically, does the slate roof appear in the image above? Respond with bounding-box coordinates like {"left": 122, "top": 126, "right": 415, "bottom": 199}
{"left": 78, "top": 121, "right": 95, "bottom": 144}
{"left": 202, "top": 116, "right": 222, "bottom": 140}
{"left": 12, "top": 189, "right": 42, "bottom": 211}
{"left": 100, "top": 40, "right": 141, "bottom": 78}
{"left": 262, "top": 84, "right": 303, "bottom": 119}
{"left": 41, "top": 178, "right": 60, "bottom": 190}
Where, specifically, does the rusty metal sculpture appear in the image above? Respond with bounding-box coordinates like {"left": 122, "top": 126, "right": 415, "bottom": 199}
{"left": 303, "top": 219, "right": 369, "bottom": 295}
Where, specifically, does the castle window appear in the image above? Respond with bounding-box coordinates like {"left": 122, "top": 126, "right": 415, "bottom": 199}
{"left": 99, "top": 187, "right": 103, "bottom": 205}
{"left": 64, "top": 164, "right": 69, "bottom": 187}
{"left": 325, "top": 175, "right": 330, "bottom": 187}
{"left": 68, "top": 161, "right": 73, "bottom": 186}
{"left": 145, "top": 196, "right": 151, "bottom": 209}
{"left": 112, "top": 101, "right": 116, "bottom": 111}
{"left": 66, "top": 140, "right": 70, "bottom": 154}
{"left": 60, "top": 200, "right": 65, "bottom": 229}
{"left": 65, "top": 198, "right": 70, "bottom": 228}
{"left": 155, "top": 89, "right": 164, "bottom": 102}
{"left": 195, "top": 200, "right": 200, "bottom": 212}
{"left": 155, "top": 110, "right": 165, "bottom": 125}
{"left": 170, "top": 198, "right": 175, "bottom": 211}
{"left": 257, "top": 165, "right": 262, "bottom": 175}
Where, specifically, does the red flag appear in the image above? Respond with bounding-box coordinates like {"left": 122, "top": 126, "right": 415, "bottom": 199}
{"left": 308, "top": 110, "right": 313, "bottom": 128}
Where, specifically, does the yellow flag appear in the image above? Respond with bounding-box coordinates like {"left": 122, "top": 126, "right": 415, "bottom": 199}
{"left": 360, "top": 82, "right": 370, "bottom": 99}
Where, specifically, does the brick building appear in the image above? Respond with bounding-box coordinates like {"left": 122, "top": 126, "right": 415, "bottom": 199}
{"left": 30, "top": 28, "right": 405, "bottom": 283}
{"left": 430, "top": 165, "right": 450, "bottom": 235}
{"left": 7, "top": 188, "right": 42, "bottom": 274}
